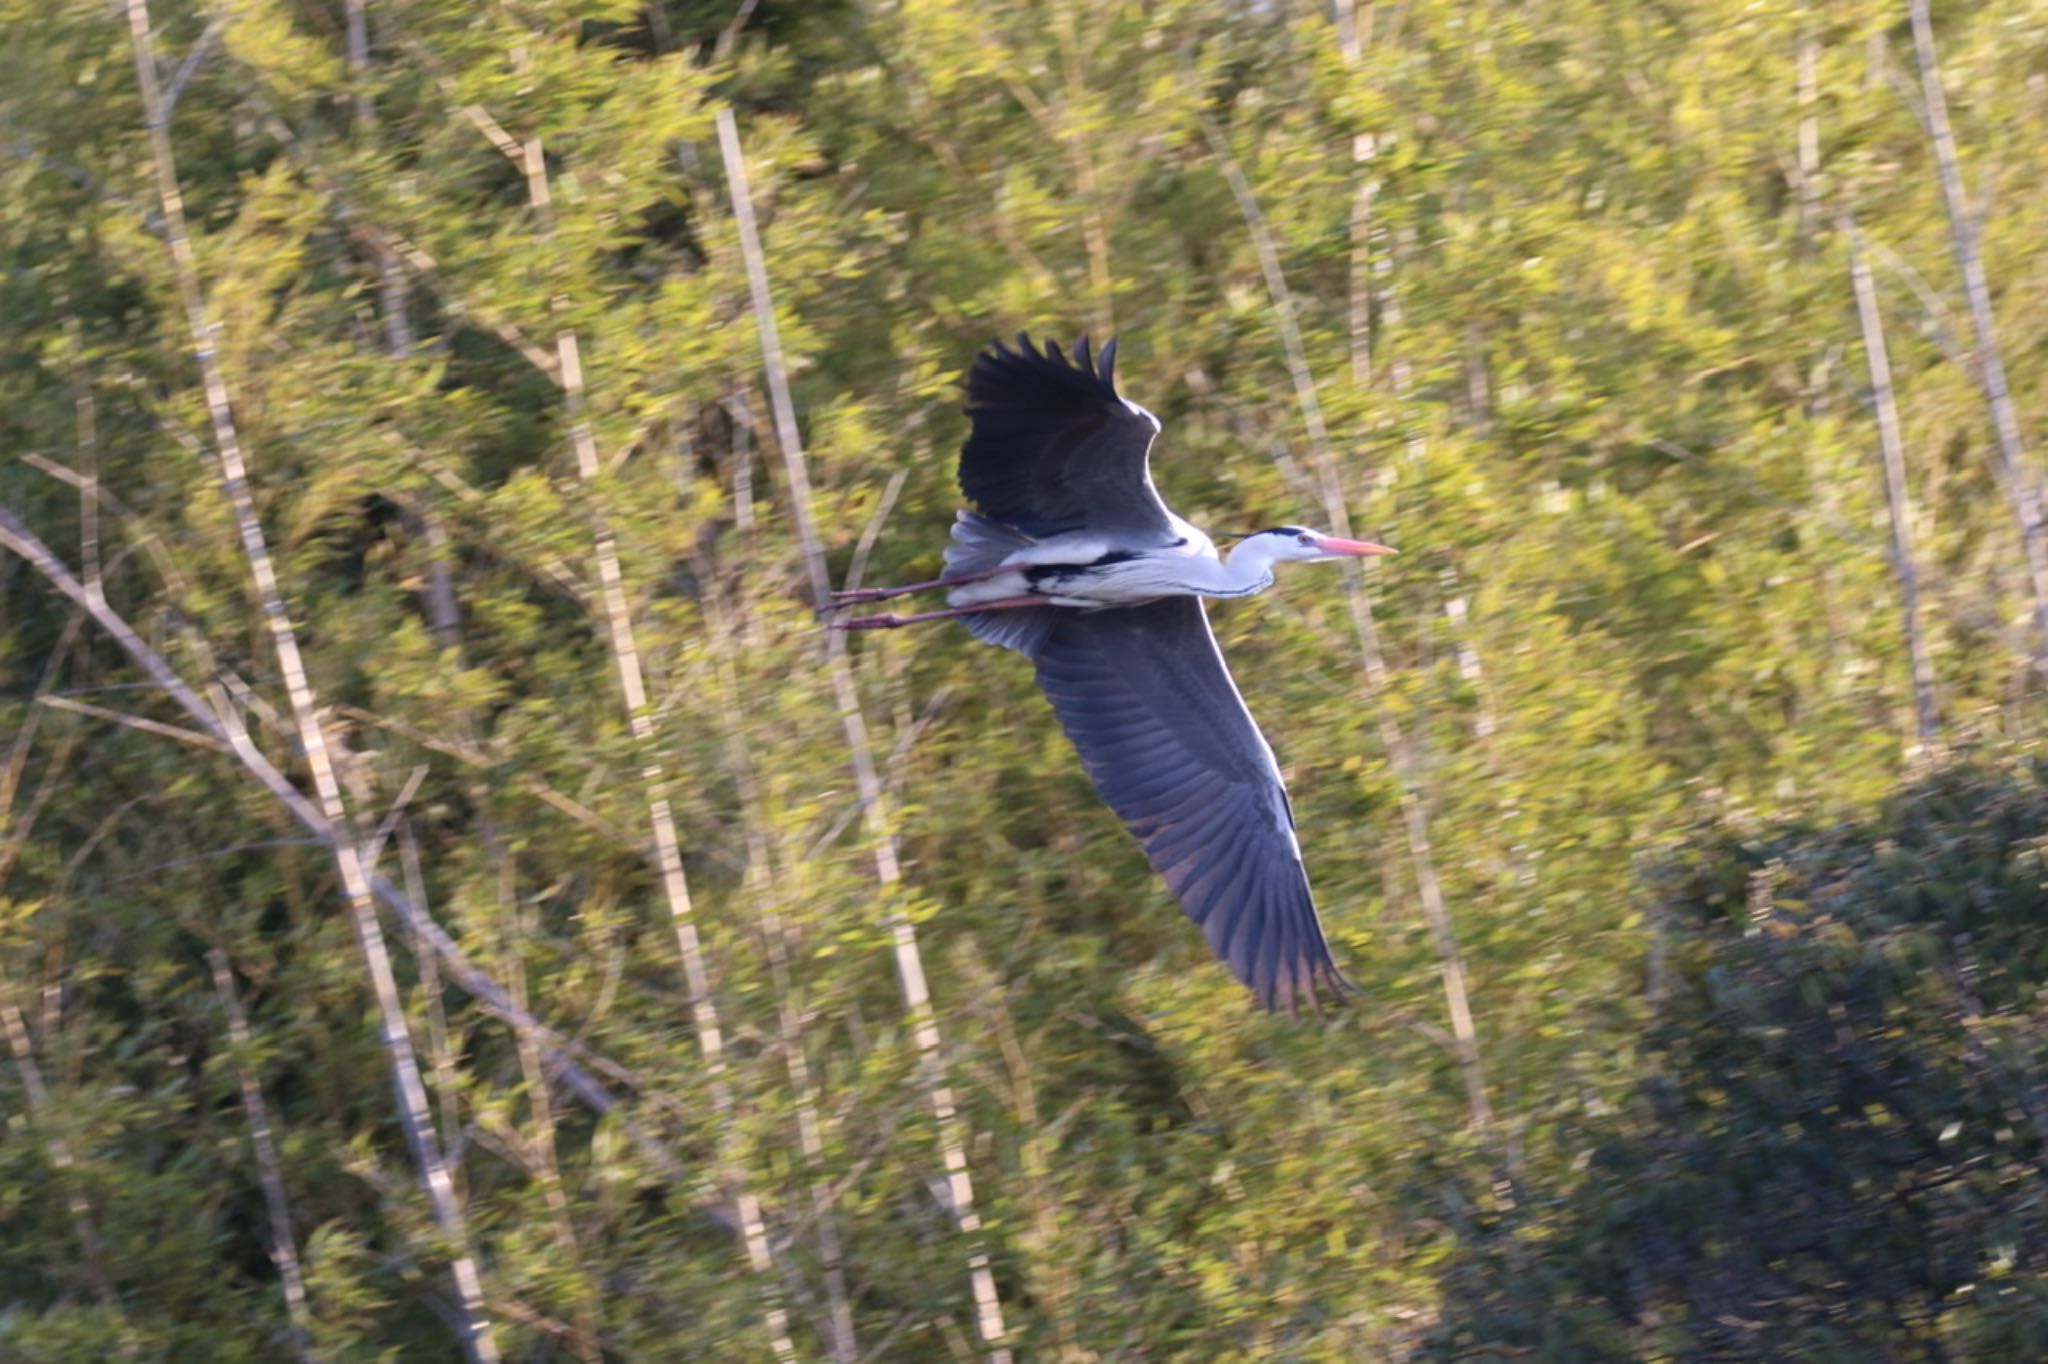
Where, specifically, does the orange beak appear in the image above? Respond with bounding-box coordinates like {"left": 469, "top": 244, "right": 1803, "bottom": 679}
{"left": 1317, "top": 536, "right": 1397, "bottom": 557}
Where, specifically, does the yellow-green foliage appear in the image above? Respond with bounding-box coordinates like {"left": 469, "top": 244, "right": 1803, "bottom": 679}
{"left": 4, "top": 0, "right": 2048, "bottom": 1357}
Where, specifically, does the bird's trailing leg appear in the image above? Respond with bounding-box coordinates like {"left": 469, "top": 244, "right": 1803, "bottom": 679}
{"left": 829, "top": 565, "right": 1013, "bottom": 604}
{"left": 831, "top": 596, "right": 1046, "bottom": 630}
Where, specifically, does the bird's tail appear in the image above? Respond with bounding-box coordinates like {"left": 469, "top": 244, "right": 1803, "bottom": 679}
{"left": 944, "top": 512, "right": 1059, "bottom": 658}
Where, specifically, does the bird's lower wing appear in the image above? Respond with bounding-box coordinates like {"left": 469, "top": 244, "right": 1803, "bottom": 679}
{"left": 1031, "top": 597, "right": 1346, "bottom": 1011}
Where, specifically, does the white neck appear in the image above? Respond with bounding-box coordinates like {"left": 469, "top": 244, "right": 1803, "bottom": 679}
{"left": 1168, "top": 538, "right": 1287, "bottom": 599}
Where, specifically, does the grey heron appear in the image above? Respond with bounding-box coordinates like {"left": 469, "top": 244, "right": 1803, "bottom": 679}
{"left": 831, "top": 335, "right": 1393, "bottom": 1012}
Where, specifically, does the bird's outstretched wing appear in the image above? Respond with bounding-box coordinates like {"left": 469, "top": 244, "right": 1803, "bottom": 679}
{"left": 1031, "top": 596, "right": 1347, "bottom": 1012}
{"left": 961, "top": 334, "right": 1175, "bottom": 543}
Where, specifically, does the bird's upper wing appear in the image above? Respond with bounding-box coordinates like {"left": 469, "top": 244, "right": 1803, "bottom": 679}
{"left": 1031, "top": 596, "right": 1347, "bottom": 1012}
{"left": 961, "top": 335, "right": 1175, "bottom": 543}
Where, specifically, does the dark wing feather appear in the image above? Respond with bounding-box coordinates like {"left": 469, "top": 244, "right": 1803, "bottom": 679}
{"left": 961, "top": 334, "right": 1174, "bottom": 542}
{"left": 1031, "top": 597, "right": 1347, "bottom": 1012}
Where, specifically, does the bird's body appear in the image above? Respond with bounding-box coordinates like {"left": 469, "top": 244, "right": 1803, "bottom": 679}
{"left": 832, "top": 334, "right": 1393, "bottom": 1012}
{"left": 940, "top": 517, "right": 1287, "bottom": 611}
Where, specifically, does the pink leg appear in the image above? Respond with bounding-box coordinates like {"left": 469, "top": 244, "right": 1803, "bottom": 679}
{"left": 830, "top": 565, "right": 1013, "bottom": 604}
{"left": 831, "top": 596, "right": 1048, "bottom": 630}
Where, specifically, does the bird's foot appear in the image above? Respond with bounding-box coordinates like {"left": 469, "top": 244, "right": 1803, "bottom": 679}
{"left": 828, "top": 586, "right": 896, "bottom": 604}
{"left": 830, "top": 612, "right": 910, "bottom": 630}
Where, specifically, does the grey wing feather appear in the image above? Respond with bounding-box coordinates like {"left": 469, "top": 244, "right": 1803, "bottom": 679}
{"left": 941, "top": 511, "right": 1061, "bottom": 656}
{"left": 961, "top": 335, "right": 1174, "bottom": 543}
{"left": 1031, "top": 597, "right": 1347, "bottom": 1011}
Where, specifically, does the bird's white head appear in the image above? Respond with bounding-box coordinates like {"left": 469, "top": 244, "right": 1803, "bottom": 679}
{"left": 1228, "top": 525, "right": 1397, "bottom": 565}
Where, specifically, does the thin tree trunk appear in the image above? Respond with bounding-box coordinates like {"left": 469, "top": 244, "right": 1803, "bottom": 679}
{"left": 11, "top": 467, "right": 633, "bottom": 1120}
{"left": 466, "top": 100, "right": 792, "bottom": 1356}
{"left": 208, "top": 951, "right": 320, "bottom": 1364}
{"left": 1201, "top": 111, "right": 1500, "bottom": 1148}
{"left": 1907, "top": 0, "right": 2048, "bottom": 678}
{"left": 1845, "top": 218, "right": 1941, "bottom": 748}
{"left": 1, "top": 606, "right": 85, "bottom": 892}
{"left": 716, "top": 106, "right": 1011, "bottom": 1362}
{"left": 120, "top": 6, "right": 498, "bottom": 1357}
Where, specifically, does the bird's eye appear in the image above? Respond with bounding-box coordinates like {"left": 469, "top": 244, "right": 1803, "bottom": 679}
{"left": 1296, "top": 533, "right": 1314, "bottom": 546}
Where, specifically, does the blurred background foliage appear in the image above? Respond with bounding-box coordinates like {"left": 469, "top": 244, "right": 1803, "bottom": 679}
{"left": 4, "top": 0, "right": 2048, "bottom": 1358}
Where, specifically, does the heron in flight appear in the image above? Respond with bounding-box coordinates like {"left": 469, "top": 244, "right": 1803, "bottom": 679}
{"left": 831, "top": 335, "right": 1393, "bottom": 1012}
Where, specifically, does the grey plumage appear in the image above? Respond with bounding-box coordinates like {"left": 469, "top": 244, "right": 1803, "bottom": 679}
{"left": 948, "top": 335, "right": 1350, "bottom": 1012}
{"left": 941, "top": 511, "right": 1060, "bottom": 656}
{"left": 1031, "top": 597, "right": 1345, "bottom": 1012}
{"left": 961, "top": 335, "right": 1173, "bottom": 543}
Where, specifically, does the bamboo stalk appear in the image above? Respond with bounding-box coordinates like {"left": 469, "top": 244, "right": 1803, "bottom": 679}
{"left": 1201, "top": 111, "right": 1500, "bottom": 1146}
{"left": 0, "top": 510, "right": 673, "bottom": 1155}
{"left": 468, "top": 98, "right": 792, "bottom": 1356}
{"left": 716, "top": 105, "right": 1011, "bottom": 1361}
{"left": 970, "top": 951, "right": 1080, "bottom": 1356}
{"left": 1907, "top": 0, "right": 2048, "bottom": 679}
{"left": 208, "top": 950, "right": 319, "bottom": 1364}
{"left": 487, "top": 826, "right": 602, "bottom": 1364}
{"left": 710, "top": 624, "right": 859, "bottom": 1362}
{"left": 120, "top": 5, "right": 498, "bottom": 1356}
{"left": 396, "top": 824, "right": 465, "bottom": 1183}
{"left": 1052, "top": 0, "right": 1115, "bottom": 335}
{"left": 350, "top": 9, "right": 600, "bottom": 1347}
{"left": 1336, "top": 0, "right": 1377, "bottom": 393}
{"left": 2, "top": 501, "right": 660, "bottom": 1107}
{"left": 346, "top": 1, "right": 462, "bottom": 656}
{"left": 1845, "top": 217, "right": 1941, "bottom": 747}
{"left": 345, "top": 1, "right": 411, "bottom": 358}
{"left": 1795, "top": 35, "right": 1822, "bottom": 255}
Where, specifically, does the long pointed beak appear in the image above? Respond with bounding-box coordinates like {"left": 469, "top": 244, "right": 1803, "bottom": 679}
{"left": 1318, "top": 536, "right": 1397, "bottom": 557}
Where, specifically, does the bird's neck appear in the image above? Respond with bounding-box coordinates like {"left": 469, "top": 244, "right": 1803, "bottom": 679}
{"left": 1188, "top": 540, "right": 1282, "bottom": 598}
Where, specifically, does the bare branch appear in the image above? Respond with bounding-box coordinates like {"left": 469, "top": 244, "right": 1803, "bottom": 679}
{"left": 37, "top": 693, "right": 228, "bottom": 752}
{"left": 360, "top": 762, "right": 430, "bottom": 868}
{"left": 842, "top": 467, "right": 909, "bottom": 597}
{"left": 3, "top": 609, "right": 85, "bottom": 836}
{"left": 158, "top": 19, "right": 222, "bottom": 127}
